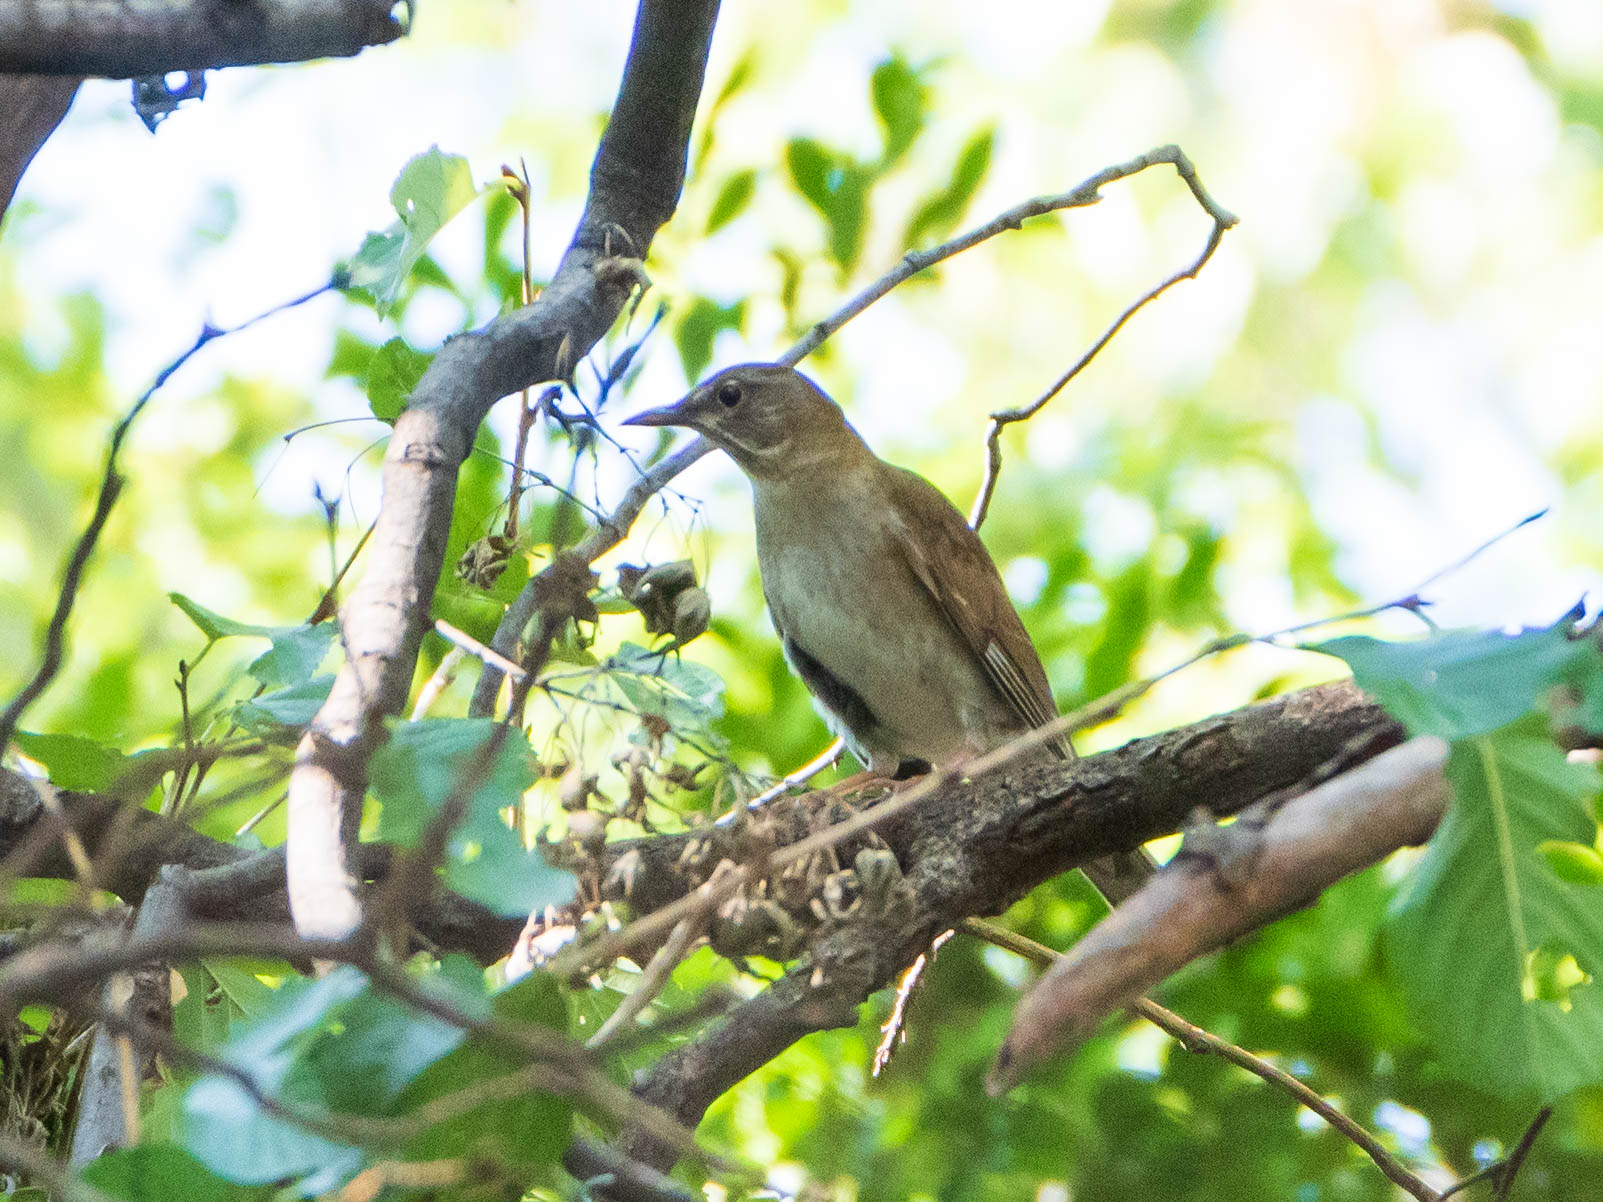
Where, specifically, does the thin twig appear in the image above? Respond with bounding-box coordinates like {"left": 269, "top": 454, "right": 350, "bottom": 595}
{"left": 1493, "top": 1105, "right": 1553, "bottom": 1202}
{"left": 786, "top": 144, "right": 1234, "bottom": 368}
{"left": 957, "top": 919, "right": 1440, "bottom": 1202}
{"left": 433, "top": 619, "right": 526, "bottom": 682}
{"left": 585, "top": 914, "right": 701, "bottom": 1050}
{"left": 969, "top": 147, "right": 1236, "bottom": 528}
{"left": 741, "top": 738, "right": 845, "bottom": 811}
{"left": 0, "top": 281, "right": 335, "bottom": 753}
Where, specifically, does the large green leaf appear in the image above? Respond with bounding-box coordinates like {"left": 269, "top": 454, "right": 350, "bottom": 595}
{"left": 169, "top": 593, "right": 336, "bottom": 690}
{"left": 83, "top": 1144, "right": 273, "bottom": 1202}
{"left": 1312, "top": 606, "right": 1603, "bottom": 740}
{"left": 344, "top": 148, "right": 482, "bottom": 317}
{"left": 606, "top": 641, "right": 727, "bottom": 735}
{"left": 1315, "top": 611, "right": 1603, "bottom": 1100}
{"left": 1385, "top": 723, "right": 1603, "bottom": 1099}
{"left": 178, "top": 970, "right": 372, "bottom": 1189}
{"left": 393, "top": 971, "right": 571, "bottom": 1180}
{"left": 10, "top": 731, "right": 130, "bottom": 791}
{"left": 369, "top": 718, "right": 575, "bottom": 915}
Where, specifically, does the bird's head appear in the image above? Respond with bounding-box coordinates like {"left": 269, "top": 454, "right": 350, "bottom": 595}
{"left": 623, "top": 363, "right": 864, "bottom": 480}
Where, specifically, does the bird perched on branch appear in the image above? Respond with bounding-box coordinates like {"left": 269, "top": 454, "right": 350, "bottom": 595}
{"left": 625, "top": 363, "right": 1152, "bottom": 903}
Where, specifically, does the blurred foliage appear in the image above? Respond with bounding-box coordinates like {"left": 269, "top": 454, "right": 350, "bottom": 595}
{"left": 4, "top": 0, "right": 1603, "bottom": 1199}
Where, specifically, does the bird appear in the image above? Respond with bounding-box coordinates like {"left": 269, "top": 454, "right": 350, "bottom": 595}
{"left": 624, "top": 362, "right": 1152, "bottom": 903}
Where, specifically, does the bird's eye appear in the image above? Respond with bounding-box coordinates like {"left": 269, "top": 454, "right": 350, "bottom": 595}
{"left": 716, "top": 381, "right": 742, "bottom": 408}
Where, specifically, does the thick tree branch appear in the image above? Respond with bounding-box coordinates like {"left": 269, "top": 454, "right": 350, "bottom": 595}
{"left": 0, "top": 767, "right": 522, "bottom": 961}
{"left": 988, "top": 736, "right": 1450, "bottom": 1093}
{"left": 0, "top": 75, "right": 79, "bottom": 230}
{"left": 0, "top": 0, "right": 405, "bottom": 77}
{"left": 605, "top": 682, "right": 1405, "bottom": 1168}
{"left": 286, "top": 0, "right": 722, "bottom": 940}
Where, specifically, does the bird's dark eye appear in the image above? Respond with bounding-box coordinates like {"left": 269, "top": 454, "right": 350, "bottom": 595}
{"left": 716, "top": 381, "right": 742, "bottom": 408}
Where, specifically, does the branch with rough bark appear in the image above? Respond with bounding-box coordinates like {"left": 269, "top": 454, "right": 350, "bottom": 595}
{"left": 598, "top": 682, "right": 1406, "bottom": 1168}
{"left": 286, "top": 0, "right": 722, "bottom": 942}
{"left": 0, "top": 0, "right": 405, "bottom": 77}
{"left": 988, "top": 735, "right": 1451, "bottom": 1093}
{"left": 0, "top": 76, "right": 79, "bottom": 229}
{"left": 0, "top": 767, "right": 522, "bottom": 962}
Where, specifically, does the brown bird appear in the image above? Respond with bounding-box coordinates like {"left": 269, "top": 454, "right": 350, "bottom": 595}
{"left": 625, "top": 363, "right": 1152, "bottom": 902}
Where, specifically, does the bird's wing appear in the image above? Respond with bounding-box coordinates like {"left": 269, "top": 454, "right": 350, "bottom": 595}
{"left": 886, "top": 466, "right": 1064, "bottom": 745}
{"left": 888, "top": 466, "right": 1158, "bottom": 900}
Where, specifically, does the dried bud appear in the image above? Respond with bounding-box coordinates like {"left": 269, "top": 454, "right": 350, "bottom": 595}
{"left": 670, "top": 586, "right": 711, "bottom": 647}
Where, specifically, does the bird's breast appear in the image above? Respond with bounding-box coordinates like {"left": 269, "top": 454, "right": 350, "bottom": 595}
{"left": 751, "top": 478, "right": 1011, "bottom": 765}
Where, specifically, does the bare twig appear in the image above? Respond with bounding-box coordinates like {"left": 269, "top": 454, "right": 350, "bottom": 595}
{"left": 433, "top": 618, "right": 526, "bottom": 682}
{"left": 585, "top": 914, "right": 702, "bottom": 1050}
{"left": 0, "top": 280, "right": 334, "bottom": 755}
{"left": 969, "top": 146, "right": 1237, "bottom": 528}
{"left": 959, "top": 918, "right": 1441, "bottom": 1202}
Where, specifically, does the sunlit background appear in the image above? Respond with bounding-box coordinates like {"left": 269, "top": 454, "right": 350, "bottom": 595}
{"left": 5, "top": 0, "right": 1603, "bottom": 1195}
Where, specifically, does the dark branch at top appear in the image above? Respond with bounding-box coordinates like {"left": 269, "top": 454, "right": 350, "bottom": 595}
{"left": 0, "top": 0, "right": 406, "bottom": 78}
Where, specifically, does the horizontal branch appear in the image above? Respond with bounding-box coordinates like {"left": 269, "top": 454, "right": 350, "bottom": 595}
{"left": 0, "top": 0, "right": 406, "bottom": 78}
{"left": 0, "top": 768, "right": 522, "bottom": 962}
{"left": 611, "top": 681, "right": 1406, "bottom": 1167}
{"left": 988, "top": 735, "right": 1450, "bottom": 1093}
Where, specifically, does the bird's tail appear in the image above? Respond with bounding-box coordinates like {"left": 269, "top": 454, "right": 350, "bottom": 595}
{"left": 1047, "top": 729, "right": 1157, "bottom": 905}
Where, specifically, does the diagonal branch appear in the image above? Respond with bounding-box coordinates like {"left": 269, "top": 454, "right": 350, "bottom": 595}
{"left": 987, "top": 735, "right": 1449, "bottom": 1094}
{"left": 286, "top": 0, "right": 723, "bottom": 942}
{"left": 603, "top": 682, "right": 1406, "bottom": 1169}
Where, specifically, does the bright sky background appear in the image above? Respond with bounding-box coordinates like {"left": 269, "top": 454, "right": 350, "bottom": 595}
{"left": 9, "top": 0, "right": 1603, "bottom": 656}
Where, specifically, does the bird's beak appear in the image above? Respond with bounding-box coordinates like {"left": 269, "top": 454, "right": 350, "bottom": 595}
{"left": 622, "top": 396, "right": 696, "bottom": 429}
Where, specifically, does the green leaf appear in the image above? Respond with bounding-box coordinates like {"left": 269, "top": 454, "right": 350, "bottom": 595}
{"left": 177, "top": 968, "right": 487, "bottom": 1192}
{"left": 245, "top": 624, "right": 336, "bottom": 689}
{"left": 607, "top": 642, "right": 727, "bottom": 733}
{"left": 366, "top": 337, "right": 435, "bottom": 423}
{"left": 201, "top": 957, "right": 287, "bottom": 1021}
{"left": 178, "top": 970, "right": 371, "bottom": 1189}
{"left": 394, "top": 972, "right": 571, "bottom": 1177}
{"left": 1539, "top": 840, "right": 1603, "bottom": 886}
{"left": 705, "top": 169, "right": 757, "bottom": 234}
{"left": 83, "top": 1144, "right": 273, "bottom": 1202}
{"left": 369, "top": 719, "right": 575, "bottom": 915}
{"left": 673, "top": 296, "right": 746, "bottom": 383}
{"left": 871, "top": 56, "right": 930, "bottom": 167}
{"left": 344, "top": 148, "right": 482, "bottom": 317}
{"left": 903, "top": 127, "right": 994, "bottom": 249}
{"left": 1310, "top": 606, "right": 1603, "bottom": 741}
{"left": 170, "top": 595, "right": 336, "bottom": 690}
{"left": 1385, "top": 723, "right": 1603, "bottom": 1100}
{"left": 170, "top": 592, "right": 273, "bottom": 640}
{"left": 785, "top": 138, "right": 870, "bottom": 272}
{"left": 1083, "top": 561, "right": 1152, "bottom": 697}
{"left": 11, "top": 731, "right": 129, "bottom": 791}
{"left": 232, "top": 676, "right": 335, "bottom": 731}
